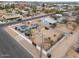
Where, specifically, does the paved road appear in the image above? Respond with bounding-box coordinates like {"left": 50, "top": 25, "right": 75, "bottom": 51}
{"left": 0, "top": 13, "right": 54, "bottom": 58}
{"left": 0, "top": 13, "right": 54, "bottom": 27}
{"left": 0, "top": 27, "right": 33, "bottom": 58}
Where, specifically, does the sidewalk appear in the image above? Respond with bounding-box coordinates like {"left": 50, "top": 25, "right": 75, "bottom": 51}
{"left": 4, "top": 27, "right": 47, "bottom": 58}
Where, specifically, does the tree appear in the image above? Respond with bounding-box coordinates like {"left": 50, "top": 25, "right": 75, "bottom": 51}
{"left": 31, "top": 5, "right": 37, "bottom": 13}
{"left": 48, "top": 37, "right": 54, "bottom": 46}
{"left": 50, "top": 23, "right": 57, "bottom": 28}
{"left": 62, "top": 19, "right": 68, "bottom": 24}
{"left": 5, "top": 4, "right": 10, "bottom": 10}
{"left": 11, "top": 4, "right": 15, "bottom": 9}
{"left": 56, "top": 10, "right": 64, "bottom": 14}
{"left": 42, "top": 3, "right": 45, "bottom": 7}
{"left": 0, "top": 5, "right": 4, "bottom": 10}
{"left": 16, "top": 10, "right": 23, "bottom": 15}
{"left": 6, "top": 9, "right": 12, "bottom": 13}
{"left": 25, "top": 29, "right": 33, "bottom": 39}
{"left": 24, "top": 8, "right": 29, "bottom": 11}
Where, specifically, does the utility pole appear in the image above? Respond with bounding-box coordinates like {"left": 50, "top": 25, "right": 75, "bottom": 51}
{"left": 38, "top": 24, "right": 44, "bottom": 58}
{"left": 40, "top": 30, "right": 43, "bottom": 58}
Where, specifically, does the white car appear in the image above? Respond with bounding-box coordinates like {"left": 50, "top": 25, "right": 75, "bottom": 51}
{"left": 15, "top": 25, "right": 30, "bottom": 32}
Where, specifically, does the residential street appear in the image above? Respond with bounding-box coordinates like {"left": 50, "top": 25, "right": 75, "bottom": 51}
{"left": 0, "top": 27, "right": 33, "bottom": 58}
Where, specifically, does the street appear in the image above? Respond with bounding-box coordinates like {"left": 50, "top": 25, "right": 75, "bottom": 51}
{"left": 0, "top": 27, "right": 33, "bottom": 58}
{"left": 0, "top": 13, "right": 54, "bottom": 27}
{"left": 0, "top": 13, "right": 52, "bottom": 58}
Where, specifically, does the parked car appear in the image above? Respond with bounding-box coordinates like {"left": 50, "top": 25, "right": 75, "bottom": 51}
{"left": 15, "top": 25, "right": 30, "bottom": 32}
{"left": 31, "top": 24, "right": 39, "bottom": 29}
{"left": 16, "top": 18, "right": 22, "bottom": 21}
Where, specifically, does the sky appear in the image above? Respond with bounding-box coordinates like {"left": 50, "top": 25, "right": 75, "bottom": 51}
{"left": 26, "top": 0, "right": 79, "bottom": 2}
{"left": 0, "top": 0, "right": 79, "bottom": 2}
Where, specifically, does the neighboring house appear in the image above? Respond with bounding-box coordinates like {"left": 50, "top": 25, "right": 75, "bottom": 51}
{"left": 40, "top": 15, "right": 64, "bottom": 26}
{"left": 2, "top": 14, "right": 21, "bottom": 20}
{"left": 40, "top": 17, "right": 57, "bottom": 26}
{"left": 21, "top": 10, "right": 29, "bottom": 16}
{"left": 57, "top": 17, "right": 65, "bottom": 22}
{"left": 36, "top": 6, "right": 42, "bottom": 11}
{"left": 51, "top": 14, "right": 64, "bottom": 23}
{"left": 55, "top": 14, "right": 63, "bottom": 17}
{"left": 62, "top": 12, "right": 72, "bottom": 16}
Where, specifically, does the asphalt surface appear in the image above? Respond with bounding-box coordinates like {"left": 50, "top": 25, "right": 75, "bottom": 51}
{"left": 0, "top": 27, "right": 33, "bottom": 58}
{"left": 0, "top": 13, "right": 54, "bottom": 27}
{"left": 0, "top": 13, "right": 54, "bottom": 58}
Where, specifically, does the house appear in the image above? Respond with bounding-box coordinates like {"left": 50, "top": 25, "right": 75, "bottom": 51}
{"left": 40, "top": 17, "right": 57, "bottom": 26}
{"left": 62, "top": 12, "right": 72, "bottom": 16}
{"left": 51, "top": 14, "right": 64, "bottom": 22}
{"left": 57, "top": 17, "right": 65, "bottom": 22}
{"left": 2, "top": 14, "right": 22, "bottom": 20}
{"left": 36, "top": 6, "right": 42, "bottom": 11}
{"left": 21, "top": 10, "right": 29, "bottom": 16}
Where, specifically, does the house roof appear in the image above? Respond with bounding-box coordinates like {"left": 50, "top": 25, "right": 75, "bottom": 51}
{"left": 55, "top": 14, "right": 63, "bottom": 17}
{"left": 41, "top": 17, "right": 57, "bottom": 24}
{"left": 2, "top": 14, "right": 21, "bottom": 20}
